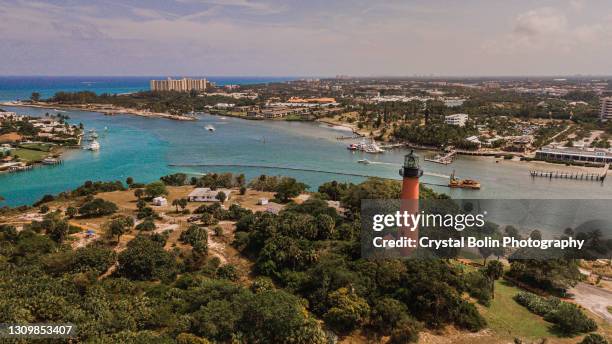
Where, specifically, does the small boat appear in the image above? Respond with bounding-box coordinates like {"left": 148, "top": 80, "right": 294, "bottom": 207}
{"left": 448, "top": 170, "right": 480, "bottom": 189}
{"left": 347, "top": 143, "right": 358, "bottom": 150}
{"left": 205, "top": 125, "right": 215, "bottom": 132}
{"left": 41, "top": 157, "right": 60, "bottom": 165}
{"left": 357, "top": 159, "right": 370, "bottom": 164}
{"left": 86, "top": 140, "right": 100, "bottom": 151}
{"left": 90, "top": 132, "right": 98, "bottom": 139}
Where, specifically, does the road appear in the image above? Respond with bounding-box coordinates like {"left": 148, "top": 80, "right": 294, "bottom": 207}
{"left": 569, "top": 282, "right": 612, "bottom": 323}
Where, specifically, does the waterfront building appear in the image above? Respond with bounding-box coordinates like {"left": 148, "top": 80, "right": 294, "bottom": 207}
{"left": 535, "top": 145, "right": 612, "bottom": 164}
{"left": 187, "top": 188, "right": 232, "bottom": 202}
{"left": 445, "top": 113, "right": 469, "bottom": 127}
{"left": 150, "top": 78, "right": 207, "bottom": 92}
{"left": 600, "top": 96, "right": 612, "bottom": 121}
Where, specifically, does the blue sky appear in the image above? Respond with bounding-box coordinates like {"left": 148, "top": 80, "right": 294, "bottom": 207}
{"left": 1, "top": 0, "right": 611, "bottom": 76}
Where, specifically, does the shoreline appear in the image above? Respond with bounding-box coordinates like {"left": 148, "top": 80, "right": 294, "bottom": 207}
{"left": 4, "top": 102, "right": 608, "bottom": 174}
{"left": 0, "top": 101, "right": 197, "bottom": 121}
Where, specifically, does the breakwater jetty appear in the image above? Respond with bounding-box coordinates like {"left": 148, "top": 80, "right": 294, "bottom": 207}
{"left": 168, "top": 163, "right": 451, "bottom": 188}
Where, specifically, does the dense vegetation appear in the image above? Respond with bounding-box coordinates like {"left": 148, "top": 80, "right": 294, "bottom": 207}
{"left": 0, "top": 175, "right": 605, "bottom": 343}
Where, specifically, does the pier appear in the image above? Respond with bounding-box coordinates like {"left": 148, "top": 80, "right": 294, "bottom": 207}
{"left": 379, "top": 143, "right": 406, "bottom": 149}
{"left": 336, "top": 135, "right": 364, "bottom": 140}
{"left": 424, "top": 150, "right": 456, "bottom": 165}
{"left": 529, "top": 163, "right": 609, "bottom": 182}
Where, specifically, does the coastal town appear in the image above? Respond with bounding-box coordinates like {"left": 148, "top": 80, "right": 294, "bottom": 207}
{"left": 0, "top": 110, "right": 84, "bottom": 173}
{"left": 4, "top": 76, "right": 612, "bottom": 173}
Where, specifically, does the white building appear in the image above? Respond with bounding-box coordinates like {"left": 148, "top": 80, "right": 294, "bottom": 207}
{"left": 187, "top": 188, "right": 232, "bottom": 202}
{"left": 150, "top": 78, "right": 207, "bottom": 92}
{"left": 152, "top": 197, "right": 168, "bottom": 206}
{"left": 600, "top": 97, "right": 612, "bottom": 121}
{"left": 445, "top": 113, "right": 469, "bottom": 127}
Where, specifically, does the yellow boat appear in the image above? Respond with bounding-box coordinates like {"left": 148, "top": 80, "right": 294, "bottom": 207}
{"left": 448, "top": 170, "right": 481, "bottom": 189}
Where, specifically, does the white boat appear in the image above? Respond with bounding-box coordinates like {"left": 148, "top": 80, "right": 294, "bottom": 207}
{"left": 205, "top": 125, "right": 215, "bottom": 132}
{"left": 90, "top": 131, "right": 99, "bottom": 139}
{"left": 86, "top": 140, "right": 100, "bottom": 151}
{"left": 357, "top": 159, "right": 370, "bottom": 164}
{"left": 354, "top": 139, "right": 384, "bottom": 154}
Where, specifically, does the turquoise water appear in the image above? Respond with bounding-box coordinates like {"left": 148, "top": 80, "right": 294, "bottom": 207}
{"left": 2, "top": 105, "right": 612, "bottom": 206}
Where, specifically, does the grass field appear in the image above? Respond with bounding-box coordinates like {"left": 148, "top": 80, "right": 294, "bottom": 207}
{"left": 18, "top": 143, "right": 54, "bottom": 152}
{"left": 12, "top": 148, "right": 48, "bottom": 162}
{"left": 479, "top": 280, "right": 556, "bottom": 340}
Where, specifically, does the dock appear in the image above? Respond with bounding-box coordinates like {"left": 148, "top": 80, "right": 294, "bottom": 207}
{"left": 336, "top": 135, "right": 364, "bottom": 140}
{"left": 529, "top": 163, "right": 609, "bottom": 182}
{"left": 424, "top": 150, "right": 456, "bottom": 165}
{"left": 379, "top": 143, "right": 406, "bottom": 149}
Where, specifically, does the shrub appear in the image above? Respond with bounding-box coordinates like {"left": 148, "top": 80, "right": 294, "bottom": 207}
{"left": 515, "top": 291, "right": 597, "bottom": 335}
{"left": 136, "top": 219, "right": 156, "bottom": 231}
{"left": 217, "top": 264, "right": 239, "bottom": 281}
{"left": 544, "top": 302, "right": 597, "bottom": 335}
{"left": 579, "top": 333, "right": 608, "bottom": 344}
{"left": 389, "top": 317, "right": 420, "bottom": 344}
{"left": 116, "top": 235, "right": 177, "bottom": 282}
{"left": 78, "top": 198, "right": 118, "bottom": 217}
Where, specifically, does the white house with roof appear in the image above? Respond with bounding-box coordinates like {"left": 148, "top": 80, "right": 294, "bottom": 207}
{"left": 187, "top": 188, "right": 232, "bottom": 202}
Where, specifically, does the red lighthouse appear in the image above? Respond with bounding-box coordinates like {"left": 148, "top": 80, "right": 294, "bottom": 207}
{"left": 399, "top": 150, "right": 423, "bottom": 200}
{"left": 398, "top": 150, "right": 422, "bottom": 256}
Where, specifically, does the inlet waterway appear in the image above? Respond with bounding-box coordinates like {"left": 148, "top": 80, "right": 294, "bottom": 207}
{"left": 1, "top": 105, "right": 611, "bottom": 206}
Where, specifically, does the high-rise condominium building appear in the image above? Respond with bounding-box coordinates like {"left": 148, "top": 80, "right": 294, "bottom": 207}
{"left": 150, "top": 78, "right": 207, "bottom": 92}
{"left": 601, "top": 97, "right": 612, "bottom": 121}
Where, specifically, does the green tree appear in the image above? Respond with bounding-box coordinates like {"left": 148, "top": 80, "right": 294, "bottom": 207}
{"left": 483, "top": 260, "right": 504, "bottom": 298}
{"left": 78, "top": 198, "right": 118, "bottom": 217}
{"left": 116, "top": 235, "right": 177, "bottom": 282}
{"left": 135, "top": 218, "right": 156, "bottom": 232}
{"left": 30, "top": 92, "right": 41, "bottom": 102}
{"left": 323, "top": 287, "right": 370, "bottom": 333}
{"left": 134, "top": 189, "right": 144, "bottom": 200}
{"left": 216, "top": 191, "right": 227, "bottom": 203}
{"left": 145, "top": 181, "right": 168, "bottom": 198}
{"left": 178, "top": 198, "right": 188, "bottom": 211}
{"left": 105, "top": 215, "right": 134, "bottom": 241}
{"left": 274, "top": 178, "right": 307, "bottom": 203}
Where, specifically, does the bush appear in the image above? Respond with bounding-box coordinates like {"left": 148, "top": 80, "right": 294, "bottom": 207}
{"left": 455, "top": 301, "right": 487, "bottom": 332}
{"left": 515, "top": 291, "right": 596, "bottom": 335}
{"left": 579, "top": 333, "right": 609, "bottom": 344}
{"left": 78, "top": 198, "right": 118, "bottom": 217}
{"left": 465, "top": 271, "right": 492, "bottom": 306}
{"left": 514, "top": 291, "right": 560, "bottom": 316}
{"left": 323, "top": 287, "right": 370, "bottom": 333}
{"left": 217, "top": 264, "right": 239, "bottom": 281}
{"left": 116, "top": 236, "right": 177, "bottom": 282}
{"left": 136, "top": 219, "right": 156, "bottom": 231}
{"left": 389, "top": 317, "right": 420, "bottom": 344}
{"left": 544, "top": 302, "right": 597, "bottom": 335}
